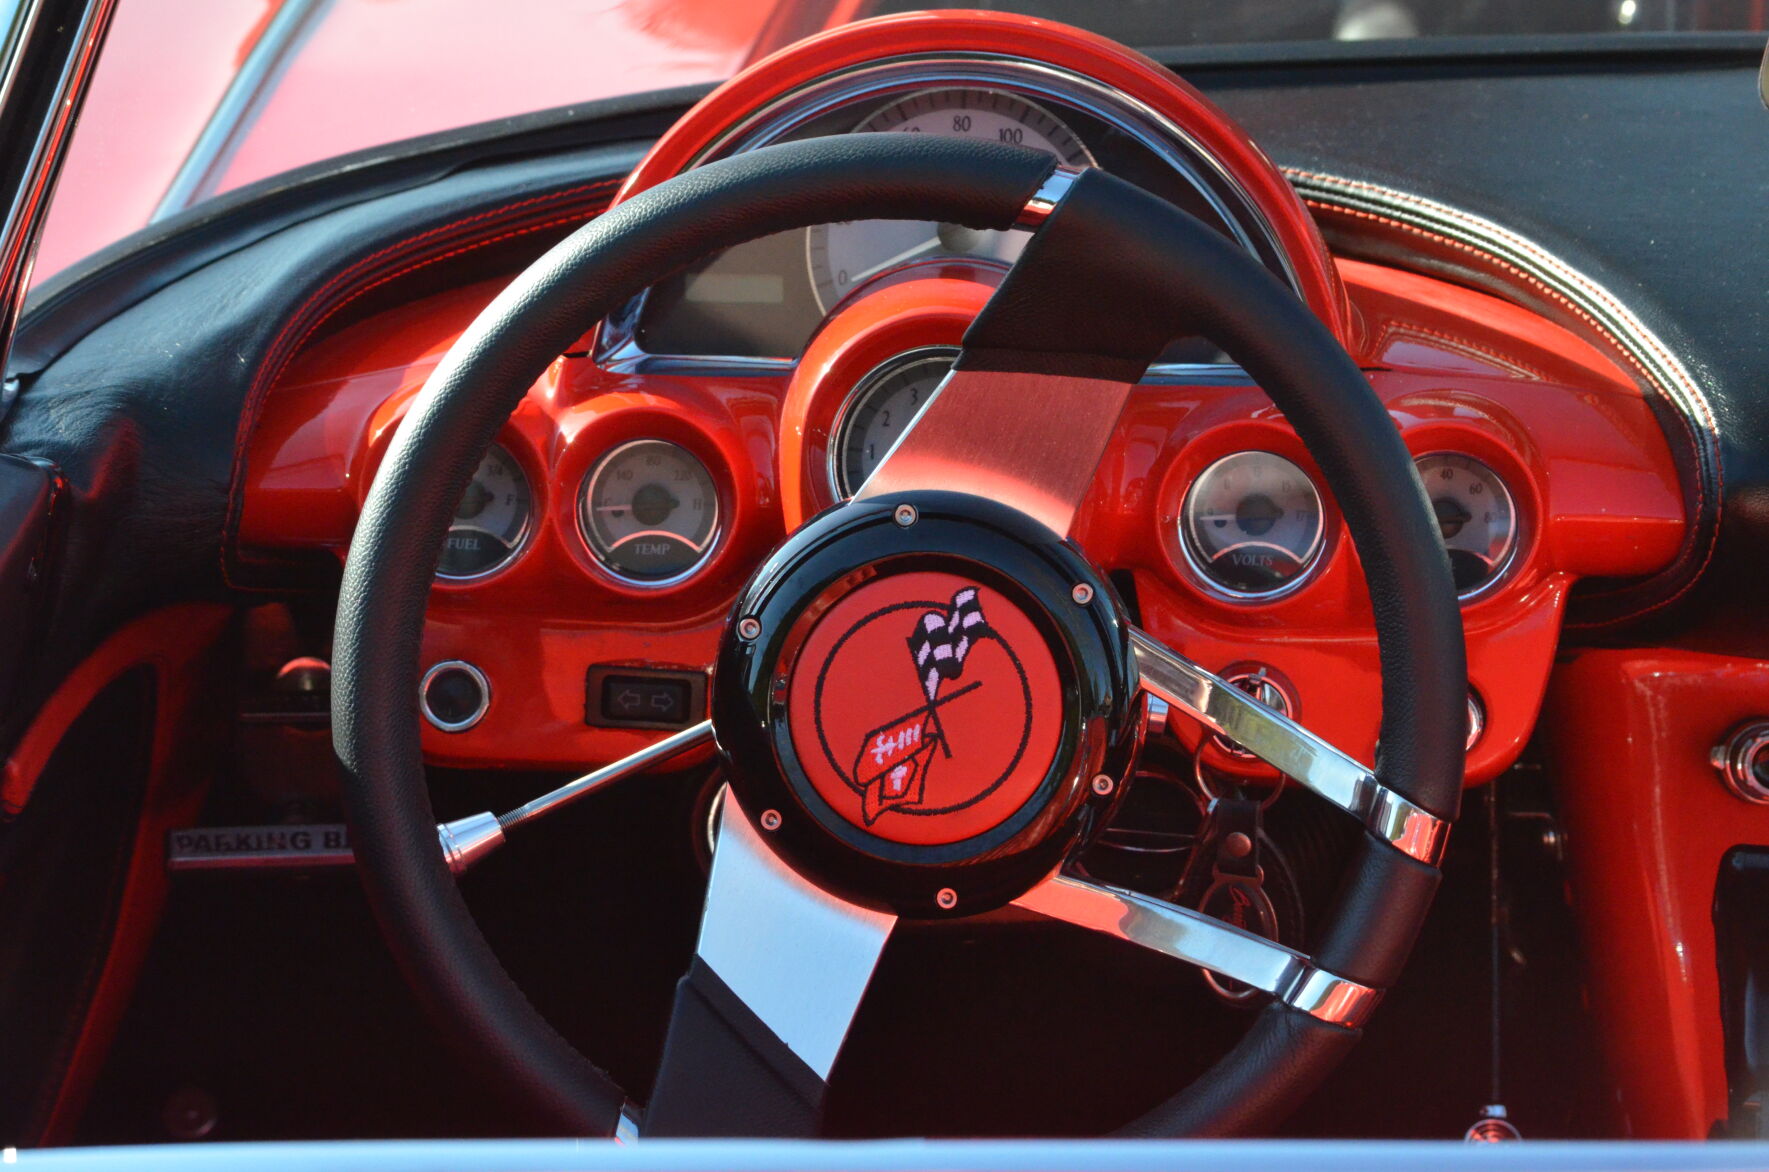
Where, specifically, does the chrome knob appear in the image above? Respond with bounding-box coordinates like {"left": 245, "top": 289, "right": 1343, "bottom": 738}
{"left": 1466, "top": 690, "right": 1487, "bottom": 752}
{"left": 1711, "top": 721, "right": 1769, "bottom": 805}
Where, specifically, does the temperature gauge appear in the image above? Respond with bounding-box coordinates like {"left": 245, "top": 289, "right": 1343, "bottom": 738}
{"left": 437, "top": 443, "right": 532, "bottom": 580}
{"left": 580, "top": 439, "right": 719, "bottom": 585}
{"left": 1415, "top": 452, "right": 1518, "bottom": 598}
{"left": 1180, "top": 452, "right": 1325, "bottom": 598}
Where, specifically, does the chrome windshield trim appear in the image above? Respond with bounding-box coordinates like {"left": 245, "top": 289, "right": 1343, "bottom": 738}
{"left": 1129, "top": 628, "right": 1448, "bottom": 866}
{"left": 1013, "top": 873, "right": 1381, "bottom": 1028}
{"left": 150, "top": 0, "right": 333, "bottom": 221}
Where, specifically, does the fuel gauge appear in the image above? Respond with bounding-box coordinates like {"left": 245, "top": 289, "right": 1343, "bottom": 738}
{"left": 1180, "top": 452, "right": 1325, "bottom": 598}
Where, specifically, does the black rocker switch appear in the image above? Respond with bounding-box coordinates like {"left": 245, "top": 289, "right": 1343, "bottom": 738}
{"left": 586, "top": 665, "right": 707, "bottom": 731}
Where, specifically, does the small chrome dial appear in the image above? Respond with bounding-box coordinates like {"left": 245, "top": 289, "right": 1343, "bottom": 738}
{"left": 579, "top": 439, "right": 719, "bottom": 585}
{"left": 806, "top": 88, "right": 1095, "bottom": 311}
{"left": 438, "top": 443, "right": 532, "bottom": 580}
{"left": 1414, "top": 453, "right": 1518, "bottom": 598}
{"left": 830, "top": 347, "right": 957, "bottom": 498}
{"left": 1180, "top": 452, "right": 1325, "bottom": 598}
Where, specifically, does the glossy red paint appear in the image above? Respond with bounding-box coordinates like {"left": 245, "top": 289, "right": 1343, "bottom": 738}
{"left": 32, "top": 0, "right": 270, "bottom": 286}
{"left": 238, "top": 249, "right": 1685, "bottom": 777}
{"left": 3, "top": 605, "right": 233, "bottom": 1142}
{"left": 1541, "top": 648, "right": 1769, "bottom": 1138}
{"left": 780, "top": 274, "right": 994, "bottom": 526}
{"left": 609, "top": 8, "right": 1352, "bottom": 346}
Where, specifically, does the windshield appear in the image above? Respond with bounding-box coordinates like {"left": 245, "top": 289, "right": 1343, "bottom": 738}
{"left": 30, "top": 0, "right": 1768, "bottom": 289}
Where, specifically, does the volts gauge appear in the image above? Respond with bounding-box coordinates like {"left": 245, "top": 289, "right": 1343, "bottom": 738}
{"left": 1180, "top": 452, "right": 1325, "bottom": 598}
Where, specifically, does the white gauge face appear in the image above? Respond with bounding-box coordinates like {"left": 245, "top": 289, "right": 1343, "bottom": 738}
{"left": 806, "top": 89, "right": 1095, "bottom": 311}
{"left": 1415, "top": 452, "right": 1518, "bottom": 598}
{"left": 580, "top": 439, "right": 719, "bottom": 585}
{"left": 830, "top": 348, "right": 958, "bottom": 498}
{"left": 1180, "top": 451, "right": 1326, "bottom": 598}
{"left": 438, "top": 443, "right": 532, "bottom": 580}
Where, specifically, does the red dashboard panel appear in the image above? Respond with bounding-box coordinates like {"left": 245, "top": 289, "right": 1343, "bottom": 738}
{"left": 238, "top": 253, "right": 1683, "bottom": 776}
{"left": 1542, "top": 649, "right": 1769, "bottom": 1138}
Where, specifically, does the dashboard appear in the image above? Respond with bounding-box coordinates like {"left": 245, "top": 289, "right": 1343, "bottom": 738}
{"left": 235, "top": 13, "right": 1686, "bottom": 792}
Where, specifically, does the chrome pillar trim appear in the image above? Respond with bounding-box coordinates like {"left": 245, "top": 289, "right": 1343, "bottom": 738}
{"left": 1012, "top": 873, "right": 1381, "bottom": 1028}
{"left": 1015, "top": 164, "right": 1081, "bottom": 228}
{"left": 614, "top": 1101, "right": 643, "bottom": 1144}
{"left": 437, "top": 811, "right": 505, "bottom": 876}
{"left": 1129, "top": 628, "right": 1448, "bottom": 866}
{"left": 853, "top": 368, "right": 1134, "bottom": 538}
{"left": 497, "top": 719, "right": 713, "bottom": 833}
{"left": 0, "top": 0, "right": 118, "bottom": 383}
{"left": 696, "top": 791, "right": 895, "bottom": 1081}
{"left": 150, "top": 0, "right": 332, "bottom": 220}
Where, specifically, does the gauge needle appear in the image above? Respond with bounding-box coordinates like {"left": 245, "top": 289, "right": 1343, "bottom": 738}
{"left": 844, "top": 235, "right": 945, "bottom": 287}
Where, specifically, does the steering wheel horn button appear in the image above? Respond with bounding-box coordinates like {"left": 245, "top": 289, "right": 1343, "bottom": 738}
{"left": 714, "top": 491, "right": 1138, "bottom": 917}
{"left": 788, "top": 571, "right": 1064, "bottom": 846}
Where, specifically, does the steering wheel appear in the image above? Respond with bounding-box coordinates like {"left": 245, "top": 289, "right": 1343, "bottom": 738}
{"left": 332, "top": 134, "right": 1465, "bottom": 1139}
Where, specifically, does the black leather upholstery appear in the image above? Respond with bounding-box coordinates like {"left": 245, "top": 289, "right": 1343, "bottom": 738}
{"left": 331, "top": 135, "right": 1059, "bottom": 1136}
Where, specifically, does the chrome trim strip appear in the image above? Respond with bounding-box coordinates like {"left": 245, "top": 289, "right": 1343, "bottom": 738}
{"left": 1129, "top": 627, "right": 1448, "bottom": 865}
{"left": 1013, "top": 873, "right": 1381, "bottom": 1028}
{"left": 1287, "top": 168, "right": 1720, "bottom": 626}
{"left": 150, "top": 0, "right": 332, "bottom": 220}
{"left": 697, "top": 792, "right": 895, "bottom": 1081}
{"left": 0, "top": 0, "right": 118, "bottom": 384}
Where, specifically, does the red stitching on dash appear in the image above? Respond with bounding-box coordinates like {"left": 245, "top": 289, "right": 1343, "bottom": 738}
{"left": 222, "top": 178, "right": 619, "bottom": 588}
{"left": 1297, "top": 194, "right": 1719, "bottom": 623}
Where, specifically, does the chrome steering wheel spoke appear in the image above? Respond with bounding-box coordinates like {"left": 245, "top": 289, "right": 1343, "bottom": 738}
{"left": 1012, "top": 871, "right": 1380, "bottom": 1028}
{"left": 1129, "top": 628, "right": 1448, "bottom": 866}
{"left": 643, "top": 791, "right": 896, "bottom": 1136}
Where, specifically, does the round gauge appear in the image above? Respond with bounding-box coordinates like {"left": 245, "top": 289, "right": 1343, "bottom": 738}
{"left": 830, "top": 347, "right": 958, "bottom": 498}
{"left": 1180, "top": 452, "right": 1326, "bottom": 598}
{"left": 437, "top": 443, "right": 532, "bottom": 580}
{"left": 806, "top": 89, "right": 1096, "bottom": 311}
{"left": 1415, "top": 452, "right": 1518, "bottom": 598}
{"left": 579, "top": 439, "right": 720, "bottom": 585}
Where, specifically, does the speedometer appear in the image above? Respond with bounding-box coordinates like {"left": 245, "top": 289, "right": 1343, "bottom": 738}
{"left": 805, "top": 89, "right": 1095, "bottom": 311}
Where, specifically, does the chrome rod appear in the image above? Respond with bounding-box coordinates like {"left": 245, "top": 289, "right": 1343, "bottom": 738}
{"left": 1129, "top": 627, "right": 1448, "bottom": 865}
{"left": 0, "top": 0, "right": 118, "bottom": 385}
{"left": 498, "top": 719, "right": 714, "bottom": 832}
{"left": 1013, "top": 872, "right": 1381, "bottom": 1028}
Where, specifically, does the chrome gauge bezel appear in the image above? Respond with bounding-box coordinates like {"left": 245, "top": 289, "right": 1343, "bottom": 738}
{"left": 827, "top": 345, "right": 961, "bottom": 500}
{"left": 577, "top": 438, "right": 723, "bottom": 589}
{"left": 1177, "top": 450, "right": 1327, "bottom": 603}
{"left": 1413, "top": 450, "right": 1520, "bottom": 603}
{"left": 597, "top": 52, "right": 1302, "bottom": 372}
{"left": 435, "top": 441, "right": 535, "bottom": 584}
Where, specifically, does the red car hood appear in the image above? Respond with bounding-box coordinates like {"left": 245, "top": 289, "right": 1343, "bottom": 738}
{"left": 34, "top": 0, "right": 810, "bottom": 286}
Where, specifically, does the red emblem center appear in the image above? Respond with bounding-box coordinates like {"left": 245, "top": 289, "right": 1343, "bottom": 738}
{"left": 787, "top": 571, "right": 1064, "bottom": 846}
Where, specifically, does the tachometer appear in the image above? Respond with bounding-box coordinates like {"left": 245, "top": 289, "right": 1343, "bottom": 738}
{"left": 806, "top": 88, "right": 1095, "bottom": 311}
{"left": 437, "top": 443, "right": 532, "bottom": 580}
{"left": 1180, "top": 452, "right": 1325, "bottom": 598}
{"left": 830, "top": 347, "right": 958, "bottom": 498}
{"left": 1415, "top": 452, "right": 1517, "bottom": 598}
{"left": 579, "top": 439, "right": 719, "bottom": 585}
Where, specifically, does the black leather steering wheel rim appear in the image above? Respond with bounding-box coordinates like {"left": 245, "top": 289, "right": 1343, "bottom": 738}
{"left": 332, "top": 134, "right": 1465, "bottom": 1138}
